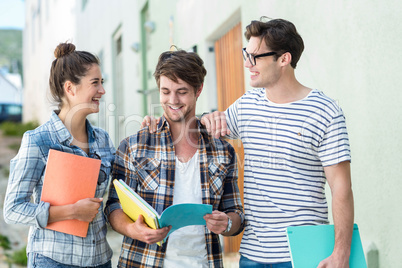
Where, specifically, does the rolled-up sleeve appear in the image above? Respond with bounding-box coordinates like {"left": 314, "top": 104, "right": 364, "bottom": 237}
{"left": 105, "top": 137, "right": 137, "bottom": 220}
{"left": 3, "top": 132, "right": 50, "bottom": 228}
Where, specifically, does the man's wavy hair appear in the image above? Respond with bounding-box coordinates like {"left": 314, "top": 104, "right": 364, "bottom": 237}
{"left": 154, "top": 49, "right": 207, "bottom": 92}
{"left": 245, "top": 17, "right": 304, "bottom": 68}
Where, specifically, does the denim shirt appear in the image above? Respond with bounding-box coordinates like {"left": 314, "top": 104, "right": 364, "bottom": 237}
{"left": 3, "top": 111, "right": 115, "bottom": 267}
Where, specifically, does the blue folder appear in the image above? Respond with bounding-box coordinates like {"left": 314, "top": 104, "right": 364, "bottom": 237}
{"left": 287, "top": 224, "right": 367, "bottom": 268}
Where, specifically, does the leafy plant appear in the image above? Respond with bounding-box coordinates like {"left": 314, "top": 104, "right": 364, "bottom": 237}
{"left": 8, "top": 143, "right": 20, "bottom": 151}
{"left": 0, "top": 234, "right": 11, "bottom": 250}
{"left": 0, "top": 234, "right": 28, "bottom": 266}
{"left": 2, "top": 166, "right": 10, "bottom": 177}
{"left": 0, "top": 121, "right": 39, "bottom": 137}
{"left": 8, "top": 247, "right": 27, "bottom": 266}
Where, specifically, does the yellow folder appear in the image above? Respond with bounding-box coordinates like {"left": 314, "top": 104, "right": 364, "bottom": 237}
{"left": 113, "top": 179, "right": 212, "bottom": 246}
{"left": 113, "top": 179, "right": 159, "bottom": 230}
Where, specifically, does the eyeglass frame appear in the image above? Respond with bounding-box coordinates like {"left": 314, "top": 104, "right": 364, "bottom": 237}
{"left": 242, "top": 47, "right": 277, "bottom": 66}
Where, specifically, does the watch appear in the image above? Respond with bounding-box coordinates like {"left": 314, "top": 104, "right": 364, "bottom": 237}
{"left": 224, "top": 217, "right": 232, "bottom": 233}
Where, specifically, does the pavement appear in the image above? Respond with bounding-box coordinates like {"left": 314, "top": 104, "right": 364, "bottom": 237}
{"left": 0, "top": 131, "right": 239, "bottom": 267}
{"left": 0, "top": 133, "right": 27, "bottom": 267}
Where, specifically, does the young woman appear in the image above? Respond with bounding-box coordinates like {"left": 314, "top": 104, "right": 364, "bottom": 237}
{"left": 4, "top": 42, "right": 115, "bottom": 268}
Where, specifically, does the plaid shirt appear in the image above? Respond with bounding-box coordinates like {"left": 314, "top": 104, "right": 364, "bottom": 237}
{"left": 105, "top": 117, "right": 244, "bottom": 268}
{"left": 3, "top": 111, "right": 115, "bottom": 266}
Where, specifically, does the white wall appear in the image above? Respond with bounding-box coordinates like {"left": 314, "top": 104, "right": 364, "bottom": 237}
{"left": 23, "top": 0, "right": 79, "bottom": 123}
{"left": 145, "top": 0, "right": 246, "bottom": 115}
{"left": 75, "top": 0, "right": 144, "bottom": 146}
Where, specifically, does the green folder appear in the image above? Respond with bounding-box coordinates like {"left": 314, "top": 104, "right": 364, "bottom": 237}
{"left": 287, "top": 224, "right": 367, "bottom": 268}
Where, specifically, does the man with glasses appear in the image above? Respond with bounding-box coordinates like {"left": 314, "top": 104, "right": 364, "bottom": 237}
{"left": 106, "top": 50, "right": 244, "bottom": 267}
{"left": 201, "top": 18, "right": 354, "bottom": 268}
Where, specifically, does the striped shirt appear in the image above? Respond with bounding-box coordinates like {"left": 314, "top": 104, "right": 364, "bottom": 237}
{"left": 225, "top": 88, "right": 351, "bottom": 263}
{"left": 3, "top": 111, "right": 115, "bottom": 266}
{"left": 105, "top": 116, "right": 244, "bottom": 268}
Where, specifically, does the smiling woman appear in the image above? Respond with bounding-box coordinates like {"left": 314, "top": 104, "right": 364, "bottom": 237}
{"left": 3, "top": 42, "right": 115, "bottom": 268}
{"left": 50, "top": 43, "right": 107, "bottom": 152}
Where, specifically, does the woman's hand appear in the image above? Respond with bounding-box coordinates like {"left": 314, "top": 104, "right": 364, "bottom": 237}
{"left": 72, "top": 197, "right": 103, "bottom": 222}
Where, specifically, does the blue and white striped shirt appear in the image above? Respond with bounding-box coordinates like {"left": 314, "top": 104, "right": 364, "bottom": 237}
{"left": 225, "top": 88, "right": 351, "bottom": 263}
{"left": 3, "top": 111, "right": 115, "bottom": 267}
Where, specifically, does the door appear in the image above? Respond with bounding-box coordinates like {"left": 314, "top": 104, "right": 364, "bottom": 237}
{"left": 214, "top": 22, "right": 245, "bottom": 253}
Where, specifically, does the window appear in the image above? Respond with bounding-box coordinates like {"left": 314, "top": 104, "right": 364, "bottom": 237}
{"left": 82, "top": 0, "right": 88, "bottom": 11}
{"left": 0, "top": 104, "right": 22, "bottom": 122}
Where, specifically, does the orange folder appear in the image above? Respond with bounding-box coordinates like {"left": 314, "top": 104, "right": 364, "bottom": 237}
{"left": 40, "top": 149, "right": 101, "bottom": 237}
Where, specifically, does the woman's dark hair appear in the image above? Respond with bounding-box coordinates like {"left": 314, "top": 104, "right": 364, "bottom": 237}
{"left": 153, "top": 49, "right": 207, "bottom": 92}
{"left": 49, "top": 42, "right": 99, "bottom": 108}
{"left": 245, "top": 18, "right": 304, "bottom": 68}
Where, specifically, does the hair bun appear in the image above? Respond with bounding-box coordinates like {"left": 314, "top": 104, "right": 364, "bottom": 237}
{"left": 54, "top": 42, "right": 76, "bottom": 58}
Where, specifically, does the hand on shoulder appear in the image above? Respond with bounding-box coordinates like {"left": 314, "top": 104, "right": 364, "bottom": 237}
{"left": 140, "top": 115, "right": 160, "bottom": 133}
{"left": 200, "top": 111, "right": 230, "bottom": 139}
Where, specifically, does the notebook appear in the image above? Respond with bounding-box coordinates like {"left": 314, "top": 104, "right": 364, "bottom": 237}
{"left": 113, "top": 179, "right": 212, "bottom": 246}
{"left": 287, "top": 224, "right": 367, "bottom": 268}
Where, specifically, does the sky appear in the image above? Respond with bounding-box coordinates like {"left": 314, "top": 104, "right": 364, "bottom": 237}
{"left": 0, "top": 0, "right": 25, "bottom": 30}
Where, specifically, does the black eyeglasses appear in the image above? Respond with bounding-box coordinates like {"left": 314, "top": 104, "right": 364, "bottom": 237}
{"left": 242, "top": 48, "right": 277, "bottom": 66}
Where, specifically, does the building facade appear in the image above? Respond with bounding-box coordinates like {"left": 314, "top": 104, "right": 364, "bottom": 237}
{"left": 23, "top": 0, "right": 78, "bottom": 123}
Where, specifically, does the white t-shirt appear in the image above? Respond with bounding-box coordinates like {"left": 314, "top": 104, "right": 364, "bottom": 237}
{"left": 163, "top": 150, "right": 208, "bottom": 268}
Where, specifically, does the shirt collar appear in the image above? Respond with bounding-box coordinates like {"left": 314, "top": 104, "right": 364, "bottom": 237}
{"left": 86, "top": 119, "right": 97, "bottom": 144}
{"left": 158, "top": 115, "right": 209, "bottom": 140}
{"left": 158, "top": 115, "right": 169, "bottom": 130}
{"left": 49, "top": 110, "right": 96, "bottom": 145}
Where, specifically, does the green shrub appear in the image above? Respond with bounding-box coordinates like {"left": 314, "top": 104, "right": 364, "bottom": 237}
{"left": 8, "top": 247, "right": 28, "bottom": 266}
{"left": 2, "top": 167, "right": 10, "bottom": 177}
{"left": 0, "top": 234, "right": 28, "bottom": 266}
{"left": 0, "top": 234, "right": 11, "bottom": 250}
{"left": 0, "top": 121, "right": 39, "bottom": 137}
{"left": 8, "top": 143, "right": 20, "bottom": 151}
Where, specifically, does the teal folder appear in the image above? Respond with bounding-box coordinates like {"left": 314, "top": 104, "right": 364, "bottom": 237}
{"left": 114, "top": 179, "right": 212, "bottom": 245}
{"left": 287, "top": 224, "right": 367, "bottom": 268}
